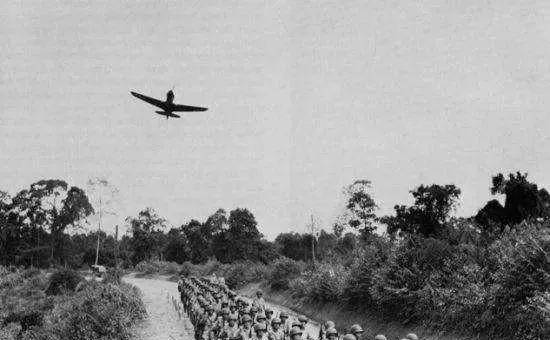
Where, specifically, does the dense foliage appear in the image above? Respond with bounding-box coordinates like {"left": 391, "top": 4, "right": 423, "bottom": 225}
{"left": 0, "top": 267, "right": 146, "bottom": 340}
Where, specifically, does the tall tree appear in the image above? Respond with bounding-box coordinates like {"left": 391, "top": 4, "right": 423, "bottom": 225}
{"left": 86, "top": 178, "right": 119, "bottom": 265}
{"left": 164, "top": 227, "right": 190, "bottom": 263}
{"left": 225, "top": 208, "right": 262, "bottom": 262}
{"left": 126, "top": 207, "right": 167, "bottom": 264}
{"left": 382, "top": 184, "right": 461, "bottom": 237}
{"left": 182, "top": 219, "right": 210, "bottom": 263}
{"left": 343, "top": 180, "right": 378, "bottom": 235}
{"left": 10, "top": 179, "right": 94, "bottom": 263}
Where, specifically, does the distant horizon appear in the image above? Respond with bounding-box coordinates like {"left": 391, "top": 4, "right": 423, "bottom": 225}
{"left": 2, "top": 1, "right": 549, "bottom": 240}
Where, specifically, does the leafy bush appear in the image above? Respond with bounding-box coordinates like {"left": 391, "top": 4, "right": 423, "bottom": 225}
{"left": 200, "top": 259, "right": 223, "bottom": 276}
{"left": 45, "top": 269, "right": 83, "bottom": 295}
{"left": 224, "top": 261, "right": 270, "bottom": 289}
{"left": 40, "top": 281, "right": 146, "bottom": 340}
{"left": 288, "top": 262, "right": 348, "bottom": 303}
{"left": 343, "top": 240, "right": 390, "bottom": 307}
{"left": 0, "top": 322, "right": 21, "bottom": 340}
{"left": 179, "top": 261, "right": 200, "bottom": 277}
{"left": 479, "top": 226, "right": 550, "bottom": 339}
{"left": 3, "top": 310, "right": 43, "bottom": 331}
{"left": 0, "top": 266, "right": 145, "bottom": 340}
{"left": 269, "top": 257, "right": 305, "bottom": 290}
{"left": 369, "top": 236, "right": 457, "bottom": 322}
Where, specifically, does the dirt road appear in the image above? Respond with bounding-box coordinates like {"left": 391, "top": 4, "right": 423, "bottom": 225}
{"left": 125, "top": 275, "right": 320, "bottom": 340}
{"left": 124, "top": 274, "right": 194, "bottom": 340}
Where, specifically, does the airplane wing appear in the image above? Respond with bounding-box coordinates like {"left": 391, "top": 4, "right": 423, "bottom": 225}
{"left": 171, "top": 104, "right": 208, "bottom": 112}
{"left": 130, "top": 91, "right": 167, "bottom": 110}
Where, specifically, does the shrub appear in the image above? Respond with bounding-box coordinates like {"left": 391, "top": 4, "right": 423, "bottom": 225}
{"left": 4, "top": 311, "right": 43, "bottom": 331}
{"left": 179, "top": 261, "right": 200, "bottom": 277}
{"left": 343, "top": 240, "right": 391, "bottom": 307}
{"left": 369, "top": 236, "right": 457, "bottom": 322}
{"left": 479, "top": 226, "right": 550, "bottom": 339}
{"left": 287, "top": 262, "right": 349, "bottom": 303}
{"left": 225, "top": 261, "right": 270, "bottom": 289}
{"left": 269, "top": 257, "right": 305, "bottom": 290}
{"left": 200, "top": 259, "right": 223, "bottom": 276}
{"left": 0, "top": 322, "right": 21, "bottom": 340}
{"left": 45, "top": 269, "right": 83, "bottom": 296}
{"left": 41, "top": 281, "right": 146, "bottom": 340}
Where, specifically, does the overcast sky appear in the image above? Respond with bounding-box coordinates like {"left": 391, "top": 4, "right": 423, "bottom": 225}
{"left": 2, "top": 1, "right": 550, "bottom": 239}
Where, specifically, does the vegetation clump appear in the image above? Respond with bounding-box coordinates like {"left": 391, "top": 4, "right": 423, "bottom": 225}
{"left": 0, "top": 266, "right": 146, "bottom": 340}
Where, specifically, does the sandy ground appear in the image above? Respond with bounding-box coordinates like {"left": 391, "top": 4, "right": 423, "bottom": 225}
{"left": 124, "top": 274, "right": 195, "bottom": 340}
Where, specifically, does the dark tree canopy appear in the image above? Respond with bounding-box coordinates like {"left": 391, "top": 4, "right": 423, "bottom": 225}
{"left": 476, "top": 172, "right": 550, "bottom": 233}
{"left": 225, "top": 208, "right": 262, "bottom": 262}
{"left": 382, "top": 184, "right": 461, "bottom": 237}
{"left": 164, "top": 228, "right": 190, "bottom": 263}
{"left": 182, "top": 219, "right": 211, "bottom": 263}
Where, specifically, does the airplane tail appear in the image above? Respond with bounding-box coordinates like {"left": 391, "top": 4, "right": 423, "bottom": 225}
{"left": 156, "top": 111, "right": 169, "bottom": 119}
{"left": 156, "top": 111, "right": 180, "bottom": 119}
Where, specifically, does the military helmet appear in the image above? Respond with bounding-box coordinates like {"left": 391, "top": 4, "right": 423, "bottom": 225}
{"left": 298, "top": 315, "right": 308, "bottom": 322}
{"left": 271, "top": 318, "right": 281, "bottom": 325}
{"left": 291, "top": 321, "right": 302, "bottom": 328}
{"left": 405, "top": 334, "right": 418, "bottom": 340}
{"left": 342, "top": 334, "right": 355, "bottom": 340}
{"left": 374, "top": 335, "right": 387, "bottom": 340}
{"left": 326, "top": 327, "right": 338, "bottom": 336}
{"left": 242, "top": 315, "right": 252, "bottom": 322}
{"left": 325, "top": 321, "right": 335, "bottom": 329}
{"left": 265, "top": 307, "right": 273, "bottom": 313}
{"left": 254, "top": 323, "right": 267, "bottom": 332}
{"left": 350, "top": 324, "right": 364, "bottom": 333}
{"left": 279, "top": 311, "right": 289, "bottom": 318}
{"left": 290, "top": 327, "right": 303, "bottom": 336}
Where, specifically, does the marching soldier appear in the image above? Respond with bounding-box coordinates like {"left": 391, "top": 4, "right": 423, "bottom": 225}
{"left": 240, "top": 314, "right": 255, "bottom": 340}
{"left": 268, "top": 318, "right": 285, "bottom": 340}
{"left": 349, "top": 325, "right": 364, "bottom": 340}
{"left": 253, "top": 323, "right": 269, "bottom": 340}
{"left": 252, "top": 290, "right": 266, "bottom": 311}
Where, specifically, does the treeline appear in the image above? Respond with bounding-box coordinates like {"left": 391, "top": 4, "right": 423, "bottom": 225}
{"left": 1, "top": 173, "right": 549, "bottom": 338}
{"left": 1, "top": 173, "right": 549, "bottom": 268}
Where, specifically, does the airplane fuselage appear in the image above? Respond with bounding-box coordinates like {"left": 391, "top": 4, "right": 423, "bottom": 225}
{"left": 159, "top": 91, "right": 176, "bottom": 119}
{"left": 166, "top": 90, "right": 174, "bottom": 104}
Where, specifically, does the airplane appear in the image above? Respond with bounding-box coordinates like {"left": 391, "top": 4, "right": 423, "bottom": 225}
{"left": 130, "top": 89, "right": 208, "bottom": 119}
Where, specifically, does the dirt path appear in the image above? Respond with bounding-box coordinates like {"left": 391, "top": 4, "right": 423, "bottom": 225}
{"left": 124, "top": 275, "right": 320, "bottom": 340}
{"left": 124, "top": 274, "right": 194, "bottom": 340}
